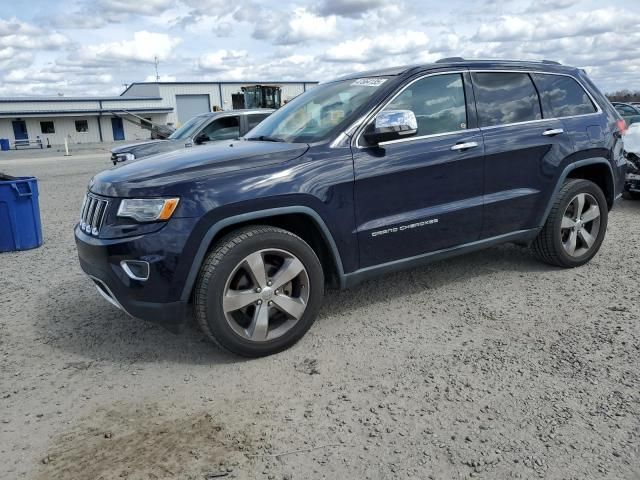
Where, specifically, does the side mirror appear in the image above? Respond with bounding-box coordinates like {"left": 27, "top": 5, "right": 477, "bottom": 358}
{"left": 194, "top": 133, "right": 208, "bottom": 145}
{"left": 363, "top": 110, "right": 418, "bottom": 145}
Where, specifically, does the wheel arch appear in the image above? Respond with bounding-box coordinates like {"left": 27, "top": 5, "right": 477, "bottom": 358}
{"left": 180, "top": 207, "right": 345, "bottom": 302}
{"left": 540, "top": 158, "right": 614, "bottom": 227}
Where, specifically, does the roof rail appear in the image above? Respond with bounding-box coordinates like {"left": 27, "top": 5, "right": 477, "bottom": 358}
{"left": 435, "top": 57, "right": 465, "bottom": 63}
{"left": 541, "top": 59, "right": 562, "bottom": 65}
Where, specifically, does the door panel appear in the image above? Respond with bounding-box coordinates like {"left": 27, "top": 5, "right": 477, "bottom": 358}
{"left": 353, "top": 131, "right": 485, "bottom": 267}
{"left": 111, "top": 118, "right": 125, "bottom": 141}
{"left": 353, "top": 71, "right": 484, "bottom": 268}
{"left": 12, "top": 120, "right": 28, "bottom": 141}
{"left": 481, "top": 121, "right": 574, "bottom": 237}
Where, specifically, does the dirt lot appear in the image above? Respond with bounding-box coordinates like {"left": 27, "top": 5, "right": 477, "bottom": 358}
{"left": 1, "top": 153, "right": 639, "bottom": 480}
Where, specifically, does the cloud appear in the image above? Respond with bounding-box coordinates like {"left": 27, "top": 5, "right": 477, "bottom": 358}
{"left": 317, "top": 0, "right": 386, "bottom": 18}
{"left": 246, "top": 7, "right": 337, "bottom": 45}
{"left": 324, "top": 31, "right": 428, "bottom": 62}
{"left": 474, "top": 9, "right": 640, "bottom": 42}
{"left": 0, "top": 18, "right": 69, "bottom": 50}
{"left": 74, "top": 31, "right": 182, "bottom": 65}
{"left": 198, "top": 50, "right": 248, "bottom": 71}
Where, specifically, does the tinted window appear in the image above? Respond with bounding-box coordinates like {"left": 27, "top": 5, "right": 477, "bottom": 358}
{"left": 616, "top": 105, "right": 636, "bottom": 115}
{"left": 384, "top": 73, "right": 467, "bottom": 136}
{"left": 200, "top": 116, "right": 240, "bottom": 141}
{"left": 472, "top": 72, "right": 542, "bottom": 127}
{"left": 532, "top": 74, "right": 596, "bottom": 118}
{"left": 40, "top": 121, "right": 55, "bottom": 134}
{"left": 247, "top": 113, "right": 269, "bottom": 130}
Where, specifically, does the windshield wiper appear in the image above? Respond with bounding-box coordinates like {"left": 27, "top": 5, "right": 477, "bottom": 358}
{"left": 247, "top": 135, "right": 286, "bottom": 142}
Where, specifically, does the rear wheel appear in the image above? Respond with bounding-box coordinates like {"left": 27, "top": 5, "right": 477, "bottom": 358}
{"left": 194, "top": 226, "right": 324, "bottom": 357}
{"left": 531, "top": 179, "right": 608, "bottom": 268}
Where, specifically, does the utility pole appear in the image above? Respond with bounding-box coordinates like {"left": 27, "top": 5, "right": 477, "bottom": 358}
{"left": 154, "top": 56, "right": 160, "bottom": 82}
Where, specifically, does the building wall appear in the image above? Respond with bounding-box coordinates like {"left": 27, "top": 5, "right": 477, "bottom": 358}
{"left": 0, "top": 113, "right": 168, "bottom": 146}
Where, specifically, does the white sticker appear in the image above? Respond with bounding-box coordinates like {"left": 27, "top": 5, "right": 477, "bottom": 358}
{"left": 351, "top": 78, "right": 387, "bottom": 87}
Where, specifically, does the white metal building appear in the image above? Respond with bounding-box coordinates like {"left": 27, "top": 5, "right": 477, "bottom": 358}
{"left": 0, "top": 80, "right": 317, "bottom": 147}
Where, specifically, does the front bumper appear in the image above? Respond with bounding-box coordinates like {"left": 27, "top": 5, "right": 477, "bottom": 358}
{"left": 74, "top": 222, "right": 197, "bottom": 333}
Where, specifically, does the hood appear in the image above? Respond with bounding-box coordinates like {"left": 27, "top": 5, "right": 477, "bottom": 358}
{"left": 111, "top": 139, "right": 182, "bottom": 159}
{"left": 91, "top": 140, "right": 309, "bottom": 197}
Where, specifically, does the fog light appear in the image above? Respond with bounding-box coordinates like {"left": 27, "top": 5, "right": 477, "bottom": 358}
{"left": 121, "top": 260, "right": 150, "bottom": 281}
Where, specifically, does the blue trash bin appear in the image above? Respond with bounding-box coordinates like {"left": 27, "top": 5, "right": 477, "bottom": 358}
{"left": 0, "top": 176, "right": 43, "bottom": 252}
{"left": 0, "top": 139, "right": 9, "bottom": 151}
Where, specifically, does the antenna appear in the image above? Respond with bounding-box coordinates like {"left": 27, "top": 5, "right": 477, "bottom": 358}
{"left": 154, "top": 56, "right": 160, "bottom": 82}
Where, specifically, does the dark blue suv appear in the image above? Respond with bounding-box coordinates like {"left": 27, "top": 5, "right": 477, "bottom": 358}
{"left": 75, "top": 59, "right": 626, "bottom": 357}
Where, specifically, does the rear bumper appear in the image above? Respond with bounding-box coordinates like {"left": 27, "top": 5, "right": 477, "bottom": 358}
{"left": 75, "top": 224, "right": 193, "bottom": 333}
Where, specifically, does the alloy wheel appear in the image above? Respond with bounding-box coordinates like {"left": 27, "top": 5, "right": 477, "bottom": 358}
{"left": 560, "top": 192, "right": 601, "bottom": 257}
{"left": 222, "top": 249, "right": 310, "bottom": 342}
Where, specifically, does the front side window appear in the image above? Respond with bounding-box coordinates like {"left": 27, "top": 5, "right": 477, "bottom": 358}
{"left": 168, "top": 115, "right": 209, "bottom": 140}
{"left": 200, "top": 116, "right": 240, "bottom": 141}
{"left": 245, "top": 78, "right": 390, "bottom": 143}
{"left": 472, "top": 72, "right": 542, "bottom": 127}
{"left": 383, "top": 73, "right": 467, "bottom": 136}
{"left": 532, "top": 74, "right": 596, "bottom": 118}
{"left": 40, "top": 121, "right": 55, "bottom": 134}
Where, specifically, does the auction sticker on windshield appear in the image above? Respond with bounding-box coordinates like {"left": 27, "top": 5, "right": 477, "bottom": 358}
{"left": 351, "top": 78, "right": 387, "bottom": 87}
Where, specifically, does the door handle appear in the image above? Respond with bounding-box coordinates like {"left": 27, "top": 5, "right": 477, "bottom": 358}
{"left": 450, "top": 141, "right": 479, "bottom": 151}
{"left": 542, "top": 128, "right": 564, "bottom": 136}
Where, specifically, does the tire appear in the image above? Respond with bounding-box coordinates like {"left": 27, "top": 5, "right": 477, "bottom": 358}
{"left": 531, "top": 179, "right": 608, "bottom": 268}
{"left": 194, "top": 225, "right": 324, "bottom": 357}
{"left": 622, "top": 190, "right": 640, "bottom": 200}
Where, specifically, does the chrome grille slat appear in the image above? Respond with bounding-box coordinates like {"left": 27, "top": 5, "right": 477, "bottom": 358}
{"left": 80, "top": 192, "right": 109, "bottom": 236}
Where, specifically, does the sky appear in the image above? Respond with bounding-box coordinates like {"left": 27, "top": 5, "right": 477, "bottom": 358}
{"left": 0, "top": 0, "right": 638, "bottom": 97}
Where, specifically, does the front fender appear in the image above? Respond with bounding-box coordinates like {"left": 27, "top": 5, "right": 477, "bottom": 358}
{"left": 178, "top": 205, "right": 346, "bottom": 302}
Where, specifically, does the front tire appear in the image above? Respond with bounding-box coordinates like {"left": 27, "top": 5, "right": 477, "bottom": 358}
{"left": 194, "top": 226, "right": 324, "bottom": 357}
{"left": 531, "top": 179, "right": 608, "bottom": 268}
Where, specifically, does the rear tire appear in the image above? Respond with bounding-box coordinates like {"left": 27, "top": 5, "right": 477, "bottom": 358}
{"left": 194, "top": 225, "right": 324, "bottom": 357}
{"left": 531, "top": 179, "right": 608, "bottom": 268}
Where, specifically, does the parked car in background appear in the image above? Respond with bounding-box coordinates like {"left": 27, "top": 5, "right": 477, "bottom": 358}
{"left": 612, "top": 102, "right": 640, "bottom": 126}
{"left": 77, "top": 58, "right": 626, "bottom": 357}
{"left": 623, "top": 122, "right": 640, "bottom": 199}
{"left": 110, "top": 109, "right": 274, "bottom": 165}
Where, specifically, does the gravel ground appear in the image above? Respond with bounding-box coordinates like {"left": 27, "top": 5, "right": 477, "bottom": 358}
{"left": 1, "top": 154, "right": 639, "bottom": 480}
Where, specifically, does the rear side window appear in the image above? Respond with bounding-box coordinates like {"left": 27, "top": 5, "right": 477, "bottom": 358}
{"left": 532, "top": 74, "right": 596, "bottom": 118}
{"left": 472, "top": 72, "right": 541, "bottom": 127}
{"left": 384, "top": 73, "right": 467, "bottom": 136}
{"left": 247, "top": 113, "right": 270, "bottom": 130}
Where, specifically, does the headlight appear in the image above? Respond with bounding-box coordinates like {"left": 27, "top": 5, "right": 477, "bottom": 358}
{"left": 117, "top": 198, "right": 179, "bottom": 222}
{"left": 115, "top": 152, "right": 135, "bottom": 162}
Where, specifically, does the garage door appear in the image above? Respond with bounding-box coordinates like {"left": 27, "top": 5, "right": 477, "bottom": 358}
{"left": 175, "top": 94, "right": 211, "bottom": 125}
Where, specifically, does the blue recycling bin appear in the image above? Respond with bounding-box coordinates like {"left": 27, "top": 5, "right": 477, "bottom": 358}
{"left": 0, "top": 139, "right": 9, "bottom": 151}
{"left": 0, "top": 176, "right": 43, "bottom": 252}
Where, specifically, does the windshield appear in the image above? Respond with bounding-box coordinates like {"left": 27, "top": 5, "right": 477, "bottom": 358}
{"left": 168, "top": 115, "right": 208, "bottom": 140}
{"left": 245, "top": 77, "right": 390, "bottom": 143}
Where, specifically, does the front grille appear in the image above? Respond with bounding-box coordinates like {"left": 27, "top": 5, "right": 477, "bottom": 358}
{"left": 79, "top": 193, "right": 109, "bottom": 236}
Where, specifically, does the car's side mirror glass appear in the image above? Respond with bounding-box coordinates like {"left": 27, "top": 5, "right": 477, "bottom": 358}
{"left": 363, "top": 110, "right": 418, "bottom": 145}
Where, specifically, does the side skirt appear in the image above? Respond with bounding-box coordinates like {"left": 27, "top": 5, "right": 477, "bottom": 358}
{"left": 341, "top": 228, "right": 541, "bottom": 289}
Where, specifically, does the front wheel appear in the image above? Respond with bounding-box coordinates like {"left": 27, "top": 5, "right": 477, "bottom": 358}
{"left": 194, "top": 226, "right": 324, "bottom": 357}
{"left": 531, "top": 179, "right": 608, "bottom": 268}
